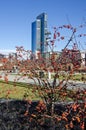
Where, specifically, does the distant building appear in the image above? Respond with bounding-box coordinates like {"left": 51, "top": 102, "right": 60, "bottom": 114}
{"left": 58, "top": 49, "right": 81, "bottom": 71}
{"left": 80, "top": 50, "right": 86, "bottom": 67}
{"left": 0, "top": 53, "right": 5, "bottom": 59}
{"left": 58, "top": 49, "right": 86, "bottom": 71}
{"left": 31, "top": 13, "right": 48, "bottom": 58}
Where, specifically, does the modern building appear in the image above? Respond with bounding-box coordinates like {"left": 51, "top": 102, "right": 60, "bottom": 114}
{"left": 31, "top": 13, "right": 48, "bottom": 58}
{"left": 80, "top": 50, "right": 86, "bottom": 67}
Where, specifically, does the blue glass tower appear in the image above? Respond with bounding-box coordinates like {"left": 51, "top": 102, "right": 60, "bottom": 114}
{"left": 31, "top": 13, "right": 48, "bottom": 57}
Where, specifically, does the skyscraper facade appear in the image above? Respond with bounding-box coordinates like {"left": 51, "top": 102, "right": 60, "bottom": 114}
{"left": 31, "top": 13, "right": 48, "bottom": 58}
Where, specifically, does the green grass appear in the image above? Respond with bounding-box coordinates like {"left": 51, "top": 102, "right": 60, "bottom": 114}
{"left": 72, "top": 73, "right": 86, "bottom": 81}
{"left": 0, "top": 81, "right": 74, "bottom": 103}
{"left": 0, "top": 73, "right": 84, "bottom": 103}
{"left": 57, "top": 73, "right": 86, "bottom": 81}
{"left": 0, "top": 81, "right": 40, "bottom": 100}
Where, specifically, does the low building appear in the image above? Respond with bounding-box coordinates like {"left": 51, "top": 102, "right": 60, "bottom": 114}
{"left": 80, "top": 50, "right": 86, "bottom": 67}
{"left": 0, "top": 53, "right": 5, "bottom": 59}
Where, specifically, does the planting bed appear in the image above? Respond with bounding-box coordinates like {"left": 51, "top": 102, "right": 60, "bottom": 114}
{"left": 0, "top": 99, "right": 85, "bottom": 130}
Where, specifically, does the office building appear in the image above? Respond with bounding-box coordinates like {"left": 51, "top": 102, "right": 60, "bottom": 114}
{"left": 31, "top": 13, "right": 48, "bottom": 58}
{"left": 81, "top": 50, "right": 86, "bottom": 67}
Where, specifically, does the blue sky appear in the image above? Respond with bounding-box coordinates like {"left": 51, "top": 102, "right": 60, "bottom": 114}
{"left": 0, "top": 0, "right": 86, "bottom": 53}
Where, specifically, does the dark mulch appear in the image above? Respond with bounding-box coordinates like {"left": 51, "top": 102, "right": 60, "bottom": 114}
{"left": 0, "top": 99, "right": 85, "bottom": 130}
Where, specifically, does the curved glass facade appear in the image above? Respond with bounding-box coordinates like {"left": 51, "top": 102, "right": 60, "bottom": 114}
{"left": 31, "top": 13, "right": 48, "bottom": 57}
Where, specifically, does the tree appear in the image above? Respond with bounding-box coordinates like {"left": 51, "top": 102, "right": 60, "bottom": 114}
{"left": 0, "top": 23, "right": 86, "bottom": 129}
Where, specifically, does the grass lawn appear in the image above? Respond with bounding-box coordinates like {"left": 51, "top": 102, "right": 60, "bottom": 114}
{"left": 0, "top": 73, "right": 84, "bottom": 103}
{"left": 57, "top": 73, "right": 86, "bottom": 81}
{"left": 0, "top": 81, "right": 40, "bottom": 100}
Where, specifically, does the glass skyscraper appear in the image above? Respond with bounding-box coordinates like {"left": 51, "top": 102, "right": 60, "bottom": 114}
{"left": 31, "top": 13, "right": 48, "bottom": 57}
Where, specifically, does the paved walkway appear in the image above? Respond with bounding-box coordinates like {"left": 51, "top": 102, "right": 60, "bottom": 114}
{"left": 0, "top": 72, "right": 86, "bottom": 89}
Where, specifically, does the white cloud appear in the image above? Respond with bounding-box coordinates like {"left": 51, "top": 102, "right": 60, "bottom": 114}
{"left": 0, "top": 49, "right": 16, "bottom": 55}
